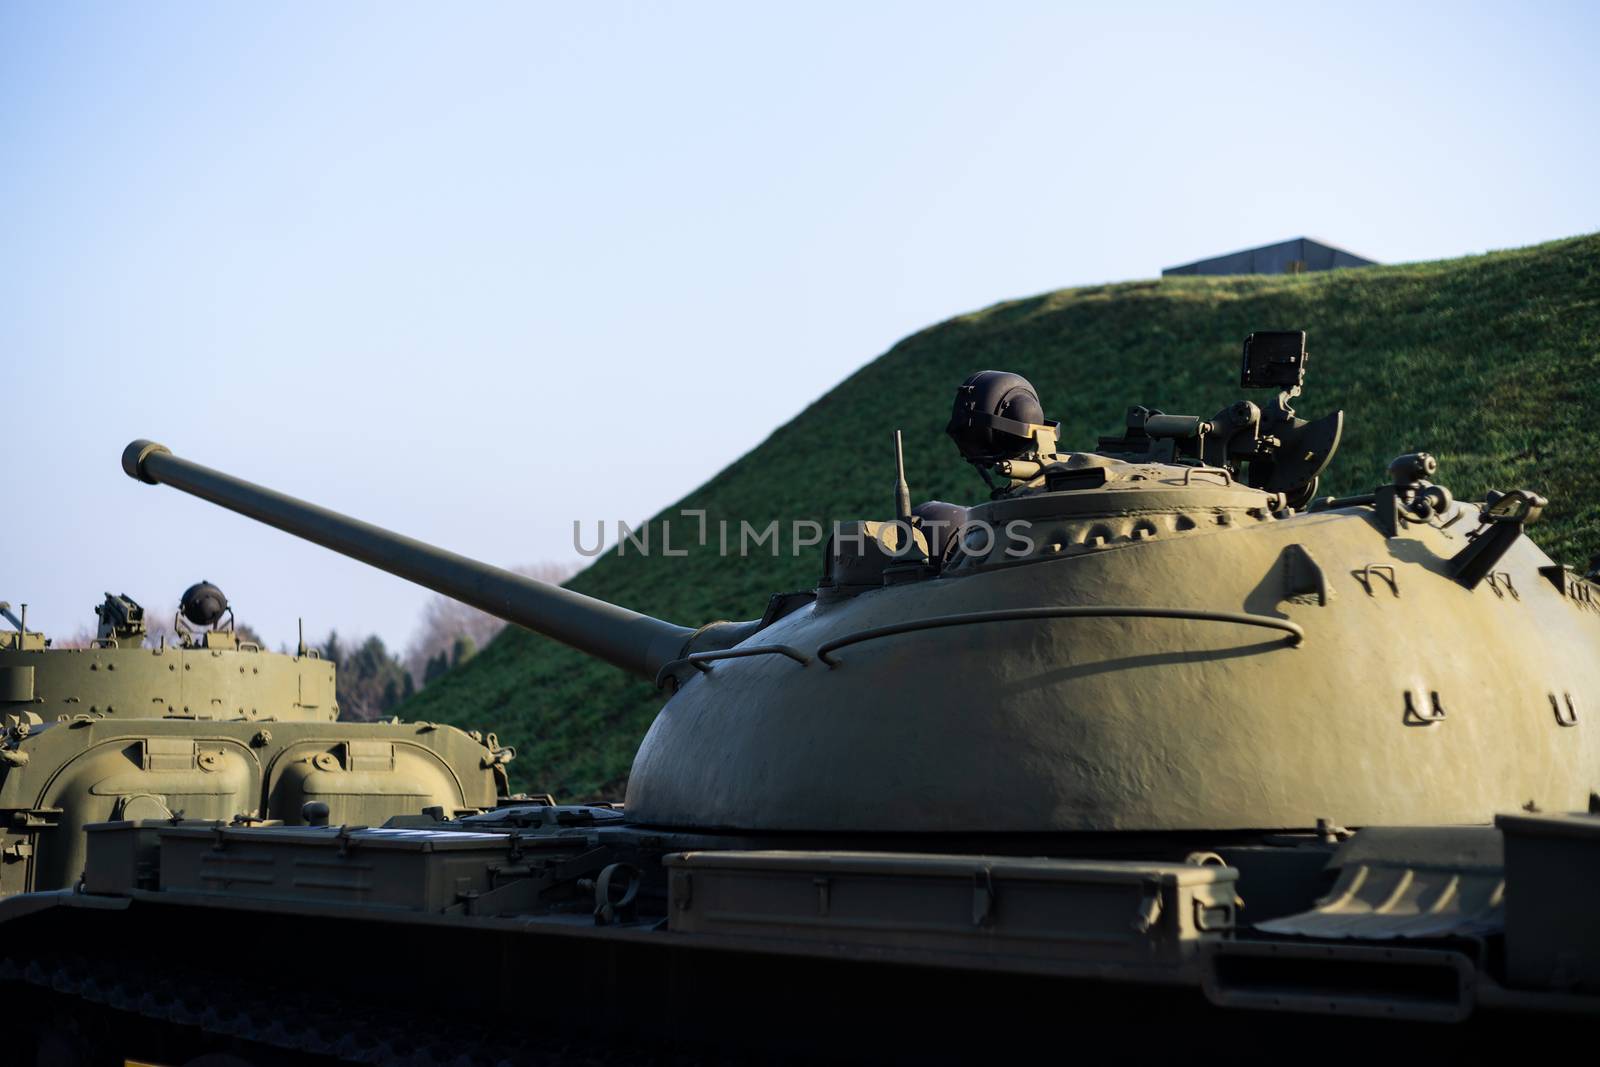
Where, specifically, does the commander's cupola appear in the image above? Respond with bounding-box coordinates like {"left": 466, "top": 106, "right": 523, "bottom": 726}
{"left": 944, "top": 330, "right": 1343, "bottom": 512}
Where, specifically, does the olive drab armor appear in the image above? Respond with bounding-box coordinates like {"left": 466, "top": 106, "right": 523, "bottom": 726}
{"left": 2, "top": 332, "right": 1593, "bottom": 1063}
{"left": 0, "top": 584, "right": 513, "bottom": 895}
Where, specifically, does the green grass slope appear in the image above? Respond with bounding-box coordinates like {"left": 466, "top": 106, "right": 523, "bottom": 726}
{"left": 402, "top": 234, "right": 1600, "bottom": 798}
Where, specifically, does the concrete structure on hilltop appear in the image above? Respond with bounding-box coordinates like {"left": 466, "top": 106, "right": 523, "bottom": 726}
{"left": 1163, "top": 237, "right": 1377, "bottom": 277}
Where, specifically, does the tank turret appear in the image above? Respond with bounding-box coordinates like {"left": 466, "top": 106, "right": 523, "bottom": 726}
{"left": 119, "top": 331, "right": 1600, "bottom": 837}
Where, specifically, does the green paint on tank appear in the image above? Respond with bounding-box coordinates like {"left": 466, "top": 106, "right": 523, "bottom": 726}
{"left": 0, "top": 588, "right": 512, "bottom": 895}
{"left": 114, "top": 331, "right": 1600, "bottom": 837}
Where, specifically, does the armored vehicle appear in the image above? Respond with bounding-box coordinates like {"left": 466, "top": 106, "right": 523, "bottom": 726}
{"left": 4, "top": 331, "right": 1598, "bottom": 1065}
{"left": 0, "top": 582, "right": 512, "bottom": 897}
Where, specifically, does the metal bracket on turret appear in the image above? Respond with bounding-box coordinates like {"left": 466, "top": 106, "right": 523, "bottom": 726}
{"left": 759, "top": 591, "right": 817, "bottom": 627}
{"left": 1449, "top": 489, "right": 1546, "bottom": 591}
{"left": 1538, "top": 565, "right": 1600, "bottom": 614}
{"left": 4, "top": 807, "right": 61, "bottom": 831}
{"left": 655, "top": 644, "right": 811, "bottom": 692}
{"left": 1281, "top": 544, "right": 1332, "bottom": 605}
{"left": 1374, "top": 454, "right": 1455, "bottom": 537}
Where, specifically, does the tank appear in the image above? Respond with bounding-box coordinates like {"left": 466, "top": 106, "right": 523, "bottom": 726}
{"left": 0, "top": 582, "right": 514, "bottom": 896}
{"left": 4, "top": 331, "right": 1597, "bottom": 1065}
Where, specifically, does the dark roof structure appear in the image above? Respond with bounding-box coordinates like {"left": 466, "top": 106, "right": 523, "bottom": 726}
{"left": 1162, "top": 237, "right": 1377, "bottom": 277}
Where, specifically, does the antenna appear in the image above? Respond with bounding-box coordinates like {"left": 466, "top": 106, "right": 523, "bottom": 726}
{"left": 298, "top": 617, "right": 306, "bottom": 658}
{"left": 893, "top": 431, "right": 913, "bottom": 528}
{"left": 888, "top": 430, "right": 930, "bottom": 568}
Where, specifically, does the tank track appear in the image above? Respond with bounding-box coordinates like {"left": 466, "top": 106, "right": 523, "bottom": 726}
{"left": 0, "top": 952, "right": 693, "bottom": 1066}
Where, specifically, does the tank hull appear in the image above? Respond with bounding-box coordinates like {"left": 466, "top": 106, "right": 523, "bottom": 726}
{"left": 0, "top": 715, "right": 502, "bottom": 894}
{"left": 3, "top": 809, "right": 1595, "bottom": 1064}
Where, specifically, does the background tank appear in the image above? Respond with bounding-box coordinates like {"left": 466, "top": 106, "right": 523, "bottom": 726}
{"left": 0, "top": 583, "right": 513, "bottom": 895}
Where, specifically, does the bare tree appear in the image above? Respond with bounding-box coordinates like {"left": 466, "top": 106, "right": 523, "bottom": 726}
{"left": 50, "top": 626, "right": 97, "bottom": 650}
{"left": 403, "top": 561, "right": 579, "bottom": 685}
{"left": 144, "top": 613, "right": 178, "bottom": 649}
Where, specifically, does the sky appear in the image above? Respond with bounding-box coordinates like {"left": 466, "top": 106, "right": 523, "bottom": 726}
{"left": 3, "top": 2, "right": 1597, "bottom": 654}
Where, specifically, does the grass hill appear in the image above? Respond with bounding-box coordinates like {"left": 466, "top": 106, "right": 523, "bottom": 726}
{"left": 401, "top": 234, "right": 1600, "bottom": 798}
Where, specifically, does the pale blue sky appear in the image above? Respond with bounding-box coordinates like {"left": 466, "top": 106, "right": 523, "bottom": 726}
{"left": 4, "top": 2, "right": 1597, "bottom": 652}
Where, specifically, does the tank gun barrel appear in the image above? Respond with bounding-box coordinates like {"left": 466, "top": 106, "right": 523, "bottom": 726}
{"left": 121, "top": 440, "right": 697, "bottom": 682}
